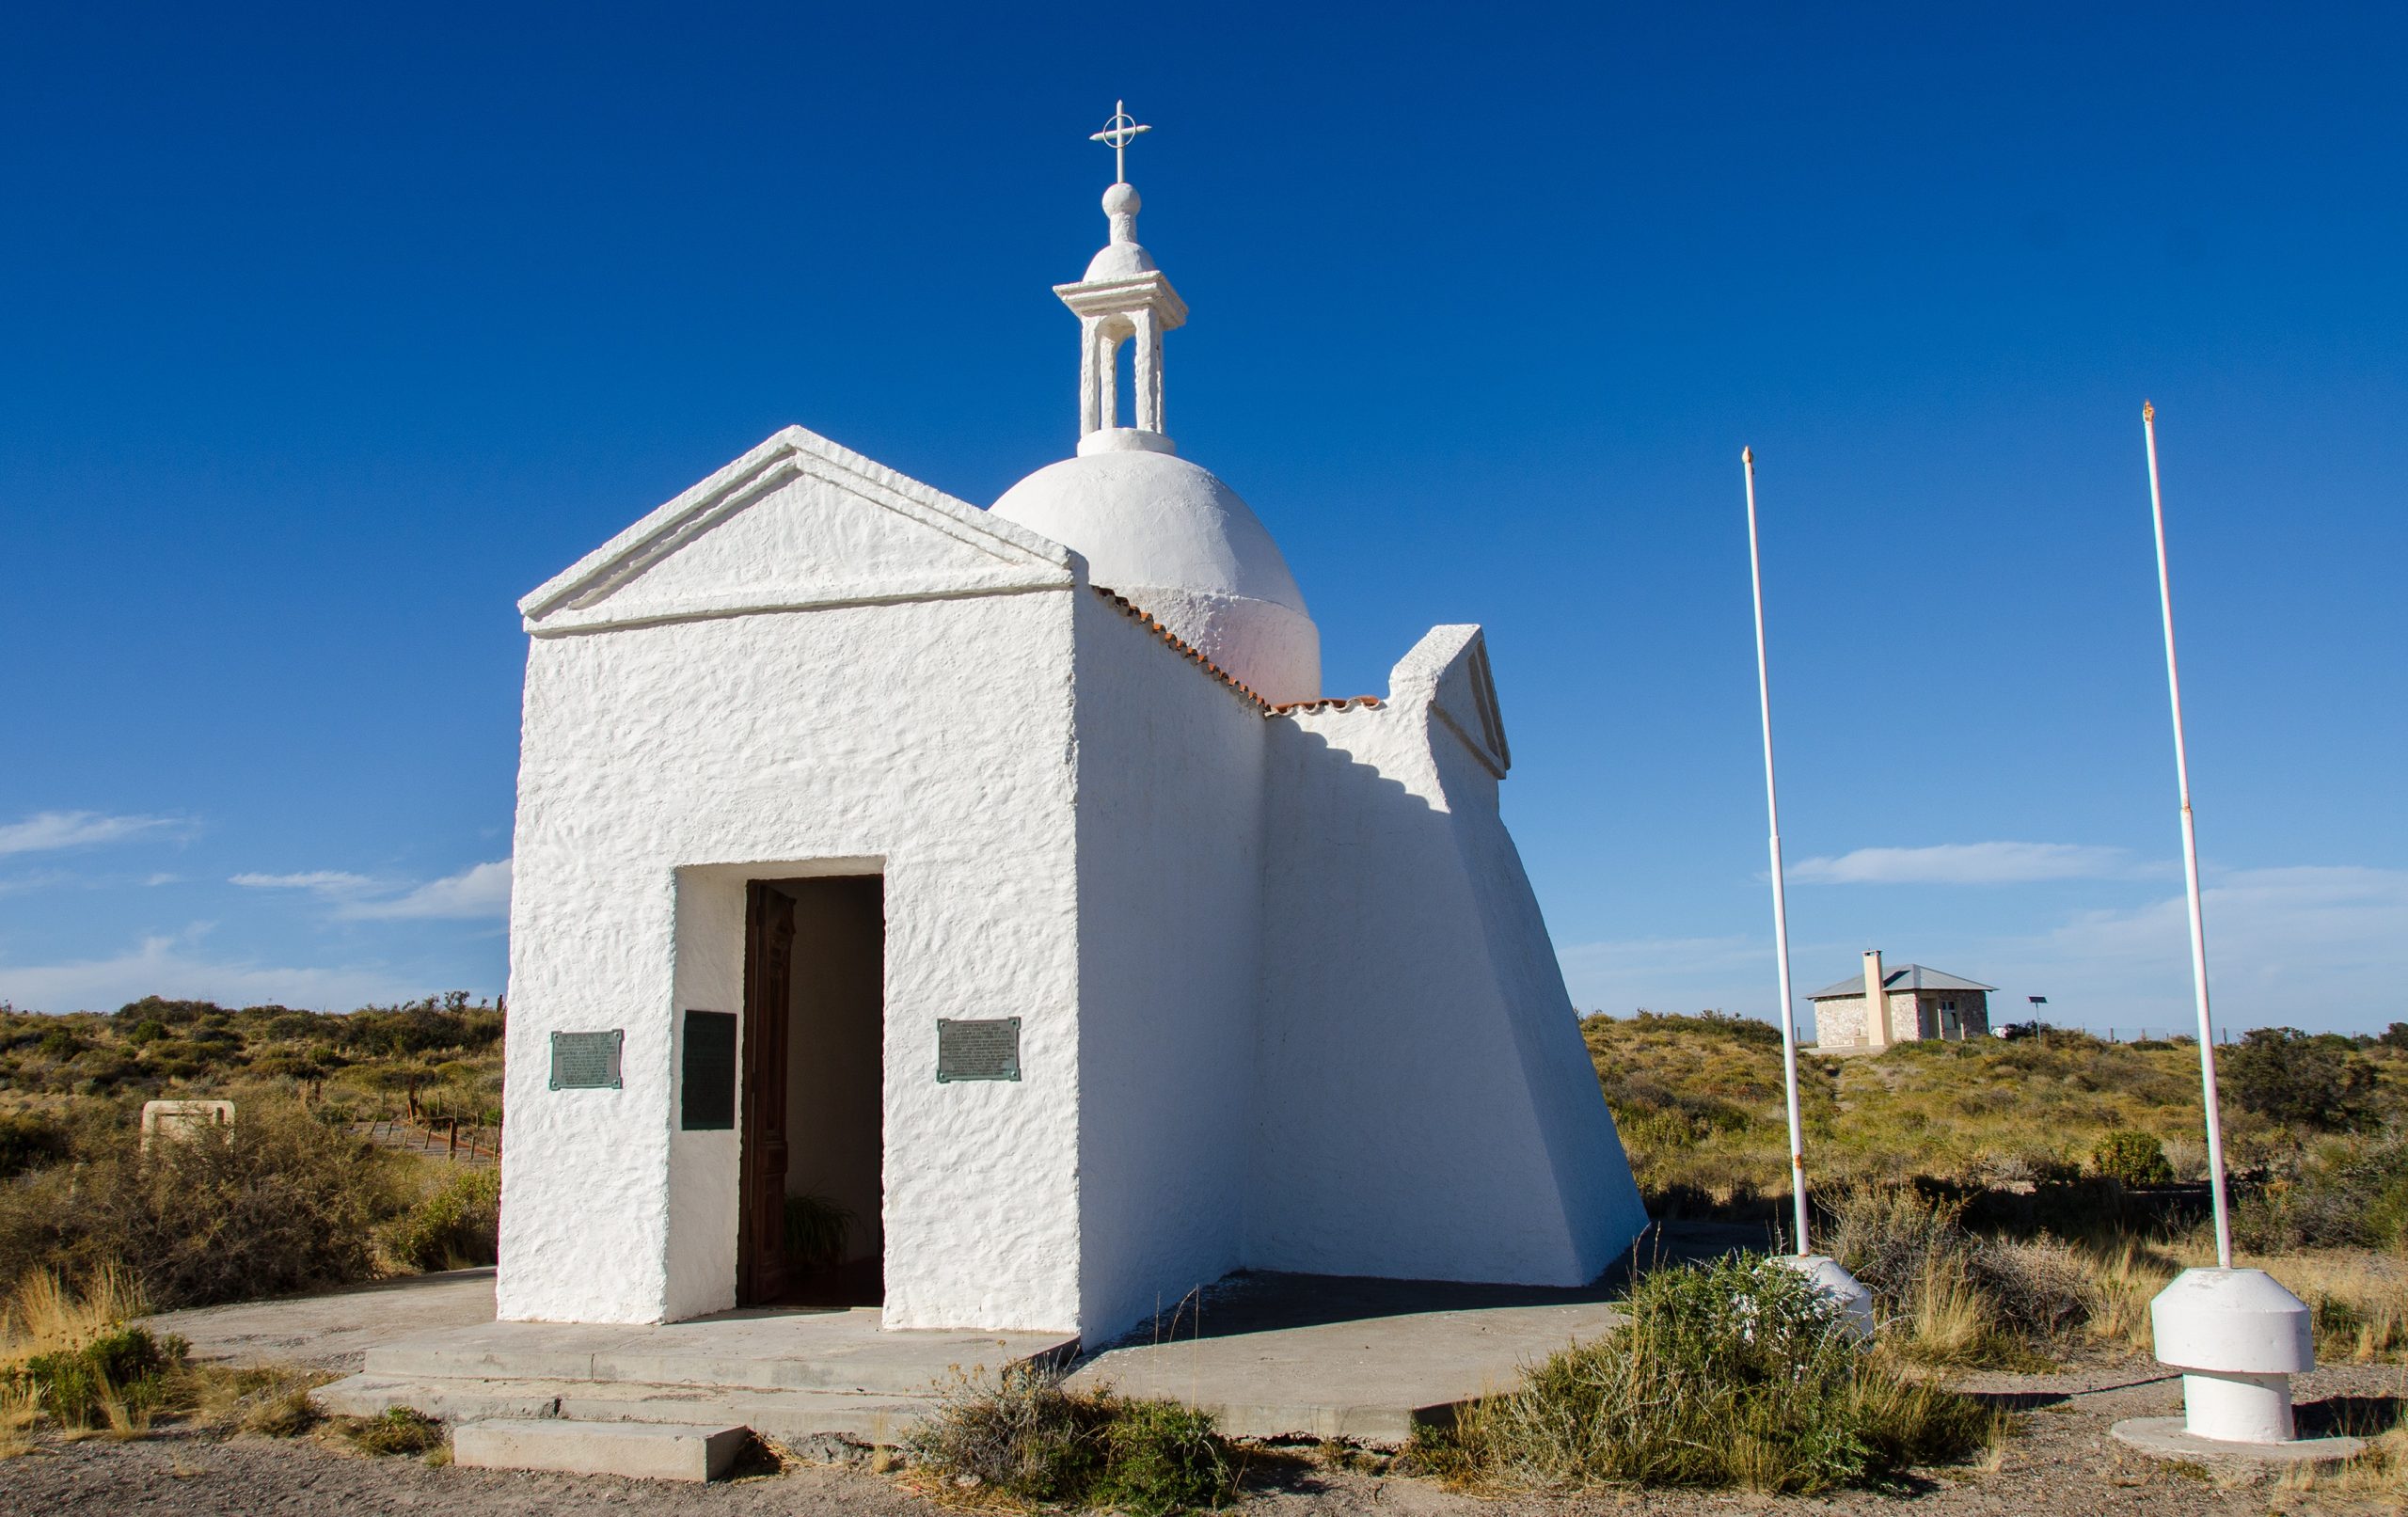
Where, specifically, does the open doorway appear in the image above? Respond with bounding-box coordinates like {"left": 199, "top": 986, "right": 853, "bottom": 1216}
{"left": 738, "top": 876, "right": 886, "bottom": 1307}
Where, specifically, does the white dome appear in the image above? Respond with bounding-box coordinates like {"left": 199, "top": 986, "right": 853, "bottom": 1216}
{"left": 991, "top": 436, "right": 1321, "bottom": 704}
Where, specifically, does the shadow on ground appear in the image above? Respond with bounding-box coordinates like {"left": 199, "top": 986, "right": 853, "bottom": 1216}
{"left": 1095, "top": 1219, "right": 1767, "bottom": 1350}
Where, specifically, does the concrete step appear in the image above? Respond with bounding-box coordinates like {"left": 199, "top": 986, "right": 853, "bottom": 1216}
{"left": 319, "top": 1371, "right": 937, "bottom": 1446}
{"left": 453, "top": 1417, "right": 750, "bottom": 1482}
{"left": 360, "top": 1312, "right": 1074, "bottom": 1397}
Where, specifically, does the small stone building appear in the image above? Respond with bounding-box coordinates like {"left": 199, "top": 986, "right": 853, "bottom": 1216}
{"left": 1807, "top": 951, "right": 1993, "bottom": 1048}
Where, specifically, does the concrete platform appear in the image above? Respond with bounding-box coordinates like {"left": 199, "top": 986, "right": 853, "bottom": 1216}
{"left": 452, "top": 1417, "right": 750, "bottom": 1482}
{"left": 321, "top": 1304, "right": 1073, "bottom": 1445}
{"left": 2110, "top": 1415, "right": 2367, "bottom": 1467}
{"left": 247, "top": 1223, "right": 1755, "bottom": 1451}
{"left": 320, "top": 1280, "right": 1626, "bottom": 1449}
{"left": 149, "top": 1266, "right": 499, "bottom": 1371}
{"left": 1067, "top": 1272, "right": 1625, "bottom": 1443}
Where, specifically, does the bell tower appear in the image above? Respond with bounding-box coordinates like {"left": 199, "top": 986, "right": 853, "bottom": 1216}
{"left": 1057, "top": 103, "right": 1187, "bottom": 455}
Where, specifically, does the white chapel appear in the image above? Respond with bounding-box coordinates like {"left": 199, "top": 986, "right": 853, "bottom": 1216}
{"left": 495, "top": 116, "right": 1647, "bottom": 1343}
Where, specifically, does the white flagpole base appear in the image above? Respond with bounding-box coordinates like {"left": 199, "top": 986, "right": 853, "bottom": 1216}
{"left": 1774, "top": 1254, "right": 1875, "bottom": 1342}
{"left": 2109, "top": 1266, "right": 2359, "bottom": 1461}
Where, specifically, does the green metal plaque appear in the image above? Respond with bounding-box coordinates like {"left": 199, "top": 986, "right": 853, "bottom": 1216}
{"left": 936, "top": 1017, "right": 1021, "bottom": 1082}
{"left": 549, "top": 1029, "right": 624, "bottom": 1091}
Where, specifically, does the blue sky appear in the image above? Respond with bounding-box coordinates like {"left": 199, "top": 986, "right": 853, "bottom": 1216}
{"left": 3, "top": 4, "right": 2402, "bottom": 1033}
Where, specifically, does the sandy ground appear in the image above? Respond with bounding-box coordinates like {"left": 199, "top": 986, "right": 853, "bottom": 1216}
{"left": 4, "top": 1359, "right": 2404, "bottom": 1516}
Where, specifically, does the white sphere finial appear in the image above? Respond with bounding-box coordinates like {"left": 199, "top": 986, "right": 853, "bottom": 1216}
{"left": 1101, "top": 182, "right": 1141, "bottom": 244}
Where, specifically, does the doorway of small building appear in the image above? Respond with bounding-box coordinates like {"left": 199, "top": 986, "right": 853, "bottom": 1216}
{"left": 738, "top": 875, "right": 886, "bottom": 1308}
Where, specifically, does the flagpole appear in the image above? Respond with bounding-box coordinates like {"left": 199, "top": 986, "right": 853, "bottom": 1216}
{"left": 2143, "top": 402, "right": 2235, "bottom": 1270}
{"left": 1744, "top": 447, "right": 1813, "bottom": 1256}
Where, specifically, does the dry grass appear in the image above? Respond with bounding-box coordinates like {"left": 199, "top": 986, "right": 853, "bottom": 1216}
{"left": 1895, "top": 1254, "right": 1990, "bottom": 1366}
{"left": 0, "top": 1268, "right": 323, "bottom": 1445}
{"left": 0, "top": 1383, "right": 38, "bottom": 1459}
{"left": 2080, "top": 1240, "right": 2176, "bottom": 1353}
{"left": 1821, "top": 1189, "right": 2086, "bottom": 1367}
{"left": 0, "top": 1266, "right": 147, "bottom": 1357}
{"left": 2283, "top": 1424, "right": 2408, "bottom": 1500}
{"left": 0, "top": 1268, "right": 187, "bottom": 1434}
{"left": 167, "top": 1359, "right": 332, "bottom": 1436}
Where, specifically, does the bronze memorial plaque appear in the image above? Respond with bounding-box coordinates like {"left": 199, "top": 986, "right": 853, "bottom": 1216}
{"left": 549, "top": 1029, "right": 624, "bottom": 1090}
{"left": 936, "top": 1017, "right": 1021, "bottom": 1082}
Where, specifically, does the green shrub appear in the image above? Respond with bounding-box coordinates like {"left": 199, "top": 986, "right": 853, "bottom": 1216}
{"left": 340, "top": 1405, "right": 445, "bottom": 1455}
{"left": 2092, "top": 1130, "right": 2175, "bottom": 1188}
{"left": 1095, "top": 1398, "right": 1238, "bottom": 1515}
{"left": 905, "top": 1365, "right": 1238, "bottom": 1513}
{"left": 6, "top": 1323, "right": 188, "bottom": 1426}
{"left": 384, "top": 1165, "right": 501, "bottom": 1272}
{"left": 1422, "top": 1254, "right": 1988, "bottom": 1493}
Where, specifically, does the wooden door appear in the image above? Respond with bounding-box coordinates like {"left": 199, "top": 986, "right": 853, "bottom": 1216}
{"left": 737, "top": 882, "right": 796, "bottom": 1305}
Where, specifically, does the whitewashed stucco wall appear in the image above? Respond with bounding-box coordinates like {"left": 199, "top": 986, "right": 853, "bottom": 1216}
{"left": 1247, "top": 626, "right": 1646, "bottom": 1284}
{"left": 500, "top": 493, "right": 1089, "bottom": 1329}
{"left": 501, "top": 425, "right": 1649, "bottom": 1335}
{"left": 1069, "top": 593, "right": 1268, "bottom": 1344}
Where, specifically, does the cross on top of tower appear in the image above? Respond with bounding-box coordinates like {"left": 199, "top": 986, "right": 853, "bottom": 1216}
{"left": 1089, "top": 100, "right": 1149, "bottom": 184}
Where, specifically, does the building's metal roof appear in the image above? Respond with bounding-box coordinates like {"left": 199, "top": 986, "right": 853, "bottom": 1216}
{"left": 1805, "top": 964, "right": 1998, "bottom": 999}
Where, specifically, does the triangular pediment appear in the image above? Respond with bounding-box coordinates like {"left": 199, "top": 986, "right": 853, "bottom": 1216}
{"left": 520, "top": 426, "right": 1078, "bottom": 636}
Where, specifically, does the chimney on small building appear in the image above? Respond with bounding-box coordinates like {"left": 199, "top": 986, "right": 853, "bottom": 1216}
{"left": 1861, "top": 949, "right": 1889, "bottom": 1048}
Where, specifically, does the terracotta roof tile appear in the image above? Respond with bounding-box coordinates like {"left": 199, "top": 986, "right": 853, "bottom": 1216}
{"left": 1090, "top": 587, "right": 1381, "bottom": 720}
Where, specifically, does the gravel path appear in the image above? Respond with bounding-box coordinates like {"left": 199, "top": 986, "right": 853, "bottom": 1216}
{"left": 3, "top": 1359, "right": 2403, "bottom": 1515}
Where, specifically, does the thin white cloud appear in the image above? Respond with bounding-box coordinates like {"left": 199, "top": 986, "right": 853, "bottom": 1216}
{"left": 338, "top": 860, "right": 513, "bottom": 922}
{"left": 1789, "top": 841, "right": 2139, "bottom": 886}
{"left": 1556, "top": 864, "right": 2408, "bottom": 1038}
{"left": 0, "top": 930, "right": 420, "bottom": 1015}
{"left": 230, "top": 870, "right": 379, "bottom": 894}
{"left": 1557, "top": 934, "right": 1772, "bottom": 1018}
{"left": 0, "top": 811, "right": 179, "bottom": 857}
{"left": 2032, "top": 866, "right": 2408, "bottom": 987}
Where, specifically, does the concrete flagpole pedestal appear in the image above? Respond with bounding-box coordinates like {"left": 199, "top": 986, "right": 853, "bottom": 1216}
{"left": 2106, "top": 403, "right": 2360, "bottom": 1470}
{"left": 2110, "top": 1267, "right": 2361, "bottom": 1465}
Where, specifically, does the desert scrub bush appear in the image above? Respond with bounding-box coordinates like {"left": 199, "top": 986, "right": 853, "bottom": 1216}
{"left": 1823, "top": 1189, "right": 2093, "bottom": 1362}
{"left": 1418, "top": 1254, "right": 1988, "bottom": 1494}
{"left": 339, "top": 1405, "right": 446, "bottom": 1456}
{"left": 0, "top": 1098, "right": 407, "bottom": 1308}
{"left": 382, "top": 1164, "right": 500, "bottom": 1271}
{"left": 2235, "top": 1133, "right": 2408, "bottom": 1253}
{"left": 2224, "top": 1027, "right": 2378, "bottom": 1130}
{"left": 904, "top": 1364, "right": 1238, "bottom": 1514}
{"left": 2092, "top": 1130, "right": 2174, "bottom": 1187}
